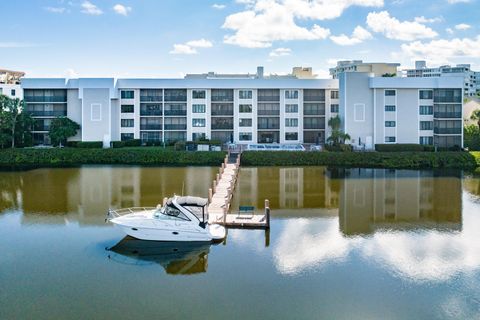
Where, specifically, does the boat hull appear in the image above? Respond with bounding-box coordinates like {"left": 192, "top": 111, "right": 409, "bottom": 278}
{"left": 113, "top": 223, "right": 214, "bottom": 242}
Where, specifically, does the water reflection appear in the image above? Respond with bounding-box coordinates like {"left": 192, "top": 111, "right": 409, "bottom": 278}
{"left": 108, "top": 237, "right": 210, "bottom": 275}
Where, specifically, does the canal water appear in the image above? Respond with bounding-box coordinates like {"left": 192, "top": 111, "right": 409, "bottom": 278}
{"left": 1, "top": 166, "right": 480, "bottom": 319}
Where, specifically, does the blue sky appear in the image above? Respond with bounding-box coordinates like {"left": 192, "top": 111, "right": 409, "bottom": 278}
{"left": 1, "top": 0, "right": 479, "bottom": 78}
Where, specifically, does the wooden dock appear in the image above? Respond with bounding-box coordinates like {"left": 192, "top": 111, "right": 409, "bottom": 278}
{"left": 208, "top": 153, "right": 270, "bottom": 229}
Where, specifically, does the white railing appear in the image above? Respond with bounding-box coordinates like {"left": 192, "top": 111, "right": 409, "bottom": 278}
{"left": 106, "top": 207, "right": 156, "bottom": 221}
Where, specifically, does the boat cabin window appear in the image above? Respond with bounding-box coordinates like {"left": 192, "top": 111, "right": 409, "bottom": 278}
{"left": 160, "top": 205, "right": 190, "bottom": 221}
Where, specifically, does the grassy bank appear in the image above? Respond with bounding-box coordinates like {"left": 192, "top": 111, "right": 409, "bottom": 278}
{"left": 241, "top": 151, "right": 479, "bottom": 170}
{"left": 0, "top": 147, "right": 226, "bottom": 169}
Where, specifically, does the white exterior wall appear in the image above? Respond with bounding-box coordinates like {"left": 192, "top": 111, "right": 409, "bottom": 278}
{"left": 0, "top": 84, "right": 22, "bottom": 99}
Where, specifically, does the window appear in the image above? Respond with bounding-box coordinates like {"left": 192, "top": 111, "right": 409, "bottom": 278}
{"left": 121, "top": 90, "right": 134, "bottom": 99}
{"left": 285, "top": 104, "right": 298, "bottom": 113}
{"left": 385, "top": 105, "right": 396, "bottom": 112}
{"left": 304, "top": 103, "right": 324, "bottom": 115}
{"left": 239, "top": 118, "right": 252, "bottom": 127}
{"left": 420, "top": 121, "right": 433, "bottom": 130}
{"left": 419, "top": 105, "right": 433, "bottom": 115}
{"left": 419, "top": 136, "right": 433, "bottom": 145}
{"left": 11, "top": 89, "right": 15, "bottom": 96}
{"left": 192, "top": 90, "right": 206, "bottom": 99}
{"left": 121, "top": 119, "right": 134, "bottom": 127}
{"left": 285, "top": 118, "right": 298, "bottom": 127}
{"left": 121, "top": 105, "right": 134, "bottom": 113}
{"left": 385, "top": 136, "right": 396, "bottom": 142}
{"left": 331, "top": 91, "right": 339, "bottom": 99}
{"left": 192, "top": 118, "right": 206, "bottom": 127}
{"left": 419, "top": 90, "right": 433, "bottom": 99}
{"left": 91, "top": 103, "right": 102, "bottom": 121}
{"left": 121, "top": 133, "right": 134, "bottom": 141}
{"left": 385, "top": 90, "right": 396, "bottom": 96}
{"left": 354, "top": 104, "right": 365, "bottom": 122}
{"left": 239, "top": 104, "right": 252, "bottom": 113}
{"left": 434, "top": 89, "right": 462, "bottom": 103}
{"left": 192, "top": 104, "right": 206, "bottom": 113}
{"left": 239, "top": 90, "right": 252, "bottom": 99}
{"left": 285, "top": 90, "right": 298, "bottom": 99}
{"left": 330, "top": 104, "right": 339, "bottom": 113}
{"left": 192, "top": 133, "right": 205, "bottom": 141}
{"left": 385, "top": 121, "right": 396, "bottom": 127}
{"left": 164, "top": 89, "right": 187, "bottom": 102}
{"left": 239, "top": 132, "right": 252, "bottom": 141}
{"left": 285, "top": 132, "right": 298, "bottom": 141}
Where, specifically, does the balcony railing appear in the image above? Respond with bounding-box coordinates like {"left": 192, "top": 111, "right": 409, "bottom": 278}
{"left": 303, "top": 96, "right": 325, "bottom": 102}
{"left": 434, "top": 128, "right": 461, "bottom": 134}
{"left": 258, "top": 124, "right": 280, "bottom": 130}
{"left": 164, "top": 110, "right": 186, "bottom": 116}
{"left": 434, "top": 112, "right": 462, "bottom": 118}
{"left": 140, "top": 96, "right": 163, "bottom": 102}
{"left": 211, "top": 97, "right": 233, "bottom": 102}
{"left": 140, "top": 110, "right": 162, "bottom": 116}
{"left": 27, "top": 110, "right": 67, "bottom": 117}
{"left": 211, "top": 124, "right": 234, "bottom": 130}
{"left": 33, "top": 126, "right": 50, "bottom": 131}
{"left": 164, "top": 124, "right": 187, "bottom": 130}
{"left": 24, "top": 96, "right": 67, "bottom": 103}
{"left": 304, "top": 110, "right": 325, "bottom": 116}
{"left": 211, "top": 110, "right": 234, "bottom": 116}
{"left": 257, "top": 96, "right": 280, "bottom": 102}
{"left": 140, "top": 124, "right": 162, "bottom": 130}
{"left": 304, "top": 124, "right": 325, "bottom": 130}
{"left": 164, "top": 95, "right": 187, "bottom": 102}
{"left": 257, "top": 110, "right": 280, "bottom": 116}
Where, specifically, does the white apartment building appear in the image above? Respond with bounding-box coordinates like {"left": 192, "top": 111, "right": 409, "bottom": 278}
{"left": 0, "top": 68, "right": 24, "bottom": 99}
{"left": 20, "top": 67, "right": 464, "bottom": 149}
{"left": 329, "top": 60, "right": 400, "bottom": 79}
{"left": 404, "top": 61, "right": 479, "bottom": 97}
{"left": 339, "top": 72, "right": 464, "bottom": 149}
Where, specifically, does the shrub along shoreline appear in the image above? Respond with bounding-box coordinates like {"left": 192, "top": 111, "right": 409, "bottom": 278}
{"left": 0, "top": 148, "right": 478, "bottom": 170}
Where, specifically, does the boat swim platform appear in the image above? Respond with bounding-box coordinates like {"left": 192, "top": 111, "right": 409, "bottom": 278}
{"left": 207, "top": 152, "right": 270, "bottom": 230}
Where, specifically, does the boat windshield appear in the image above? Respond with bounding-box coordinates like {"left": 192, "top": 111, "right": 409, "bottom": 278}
{"left": 156, "top": 205, "right": 190, "bottom": 221}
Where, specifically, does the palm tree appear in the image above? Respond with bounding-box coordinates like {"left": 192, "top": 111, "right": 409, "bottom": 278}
{"left": 471, "top": 109, "right": 480, "bottom": 128}
{"left": 327, "top": 116, "right": 350, "bottom": 146}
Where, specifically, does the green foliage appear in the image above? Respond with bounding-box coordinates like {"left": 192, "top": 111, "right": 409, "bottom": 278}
{"left": 0, "top": 95, "right": 29, "bottom": 148}
{"left": 0, "top": 148, "right": 226, "bottom": 168}
{"left": 382, "top": 73, "right": 397, "bottom": 77}
{"left": 464, "top": 124, "right": 480, "bottom": 151}
{"left": 124, "top": 139, "right": 141, "bottom": 147}
{"left": 471, "top": 109, "right": 480, "bottom": 128}
{"left": 375, "top": 144, "right": 433, "bottom": 152}
{"left": 111, "top": 141, "right": 125, "bottom": 148}
{"left": 66, "top": 141, "right": 79, "bottom": 148}
{"left": 174, "top": 141, "right": 186, "bottom": 151}
{"left": 76, "top": 141, "right": 103, "bottom": 148}
{"left": 49, "top": 116, "right": 80, "bottom": 147}
{"left": 325, "top": 144, "right": 353, "bottom": 152}
{"left": 240, "top": 151, "right": 478, "bottom": 169}
{"left": 326, "top": 116, "right": 350, "bottom": 147}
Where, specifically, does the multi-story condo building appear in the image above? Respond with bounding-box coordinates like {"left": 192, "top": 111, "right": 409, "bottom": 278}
{"left": 329, "top": 60, "right": 400, "bottom": 79}
{"left": 0, "top": 68, "right": 24, "bottom": 99}
{"left": 20, "top": 67, "right": 464, "bottom": 149}
{"left": 339, "top": 72, "right": 464, "bottom": 149}
{"left": 404, "top": 61, "right": 479, "bottom": 97}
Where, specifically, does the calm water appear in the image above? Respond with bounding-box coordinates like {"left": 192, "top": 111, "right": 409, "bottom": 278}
{"left": 1, "top": 166, "right": 480, "bottom": 319}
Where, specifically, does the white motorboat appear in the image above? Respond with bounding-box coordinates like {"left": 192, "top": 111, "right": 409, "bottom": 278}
{"left": 106, "top": 196, "right": 226, "bottom": 242}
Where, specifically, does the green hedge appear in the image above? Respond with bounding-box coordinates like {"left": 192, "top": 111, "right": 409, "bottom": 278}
{"left": 0, "top": 148, "right": 226, "bottom": 168}
{"left": 111, "top": 141, "right": 125, "bottom": 148}
{"left": 375, "top": 144, "right": 433, "bottom": 152}
{"left": 125, "top": 139, "right": 141, "bottom": 147}
{"left": 240, "top": 151, "right": 478, "bottom": 169}
{"left": 76, "top": 141, "right": 103, "bottom": 148}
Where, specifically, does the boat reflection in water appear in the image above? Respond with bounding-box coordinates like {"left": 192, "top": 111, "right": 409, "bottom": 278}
{"left": 108, "top": 237, "right": 211, "bottom": 275}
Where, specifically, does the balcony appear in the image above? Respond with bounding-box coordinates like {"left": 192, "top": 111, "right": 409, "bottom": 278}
{"left": 434, "top": 112, "right": 462, "bottom": 118}
{"left": 304, "top": 124, "right": 325, "bottom": 130}
{"left": 434, "top": 128, "right": 461, "bottom": 134}
{"left": 164, "top": 95, "right": 187, "bottom": 102}
{"left": 164, "top": 124, "right": 187, "bottom": 130}
{"left": 257, "top": 96, "right": 280, "bottom": 102}
{"left": 140, "top": 96, "right": 163, "bottom": 102}
{"left": 140, "top": 124, "right": 162, "bottom": 130}
{"left": 24, "top": 96, "right": 67, "bottom": 103}
{"left": 33, "top": 125, "right": 50, "bottom": 131}
{"left": 258, "top": 123, "right": 280, "bottom": 130}
{"left": 304, "top": 110, "right": 325, "bottom": 116}
{"left": 164, "top": 110, "right": 186, "bottom": 116}
{"left": 211, "top": 110, "right": 234, "bottom": 116}
{"left": 257, "top": 110, "right": 280, "bottom": 116}
{"left": 211, "top": 123, "right": 234, "bottom": 130}
{"left": 140, "top": 110, "right": 162, "bottom": 116}
{"left": 27, "top": 110, "right": 67, "bottom": 117}
{"left": 303, "top": 96, "right": 325, "bottom": 102}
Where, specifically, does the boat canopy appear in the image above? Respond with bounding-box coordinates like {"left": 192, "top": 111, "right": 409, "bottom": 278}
{"left": 167, "top": 196, "right": 208, "bottom": 207}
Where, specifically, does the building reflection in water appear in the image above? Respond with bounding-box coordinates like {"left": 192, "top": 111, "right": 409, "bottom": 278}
{"left": 108, "top": 237, "right": 210, "bottom": 275}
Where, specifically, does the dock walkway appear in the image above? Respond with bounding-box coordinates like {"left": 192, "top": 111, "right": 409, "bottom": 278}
{"left": 207, "top": 153, "right": 270, "bottom": 229}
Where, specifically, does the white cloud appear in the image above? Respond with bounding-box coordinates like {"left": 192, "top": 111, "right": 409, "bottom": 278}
{"left": 113, "top": 4, "right": 132, "bottom": 16}
{"left": 212, "top": 4, "right": 226, "bottom": 9}
{"left": 401, "top": 35, "right": 480, "bottom": 65}
{"left": 269, "top": 47, "right": 292, "bottom": 57}
{"left": 222, "top": 0, "right": 383, "bottom": 48}
{"left": 455, "top": 23, "right": 471, "bottom": 30}
{"left": 447, "top": 0, "right": 471, "bottom": 3}
{"left": 330, "top": 26, "right": 372, "bottom": 46}
{"left": 446, "top": 28, "right": 454, "bottom": 35}
{"left": 366, "top": 11, "right": 438, "bottom": 41}
{"left": 414, "top": 16, "right": 442, "bottom": 24}
{"left": 64, "top": 68, "right": 79, "bottom": 79}
{"left": 45, "top": 7, "right": 66, "bottom": 13}
{"left": 169, "top": 39, "right": 213, "bottom": 55}
{"left": 185, "top": 39, "right": 213, "bottom": 48}
{"left": 81, "top": 1, "right": 103, "bottom": 15}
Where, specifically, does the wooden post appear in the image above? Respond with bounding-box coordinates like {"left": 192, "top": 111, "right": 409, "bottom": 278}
{"left": 213, "top": 180, "right": 216, "bottom": 193}
{"left": 216, "top": 173, "right": 220, "bottom": 184}
{"left": 208, "top": 188, "right": 213, "bottom": 203}
{"left": 221, "top": 163, "right": 225, "bottom": 174}
{"left": 265, "top": 199, "right": 270, "bottom": 229}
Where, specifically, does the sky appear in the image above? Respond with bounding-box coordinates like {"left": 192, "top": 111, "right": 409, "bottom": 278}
{"left": 1, "top": 0, "right": 479, "bottom": 78}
